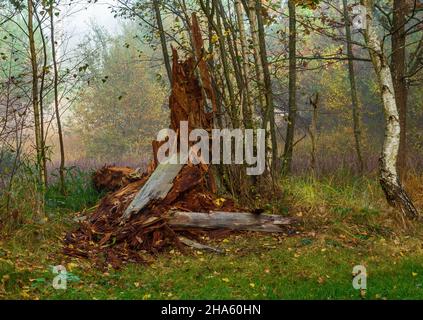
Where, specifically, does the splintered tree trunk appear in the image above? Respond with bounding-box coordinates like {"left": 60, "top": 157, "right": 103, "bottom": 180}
{"left": 343, "top": 0, "right": 364, "bottom": 174}
{"left": 363, "top": 0, "right": 418, "bottom": 219}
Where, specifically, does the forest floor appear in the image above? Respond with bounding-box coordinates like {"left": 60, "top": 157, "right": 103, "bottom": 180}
{"left": 1, "top": 173, "right": 423, "bottom": 300}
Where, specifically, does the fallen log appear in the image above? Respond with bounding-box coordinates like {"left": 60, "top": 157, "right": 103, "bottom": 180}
{"left": 169, "top": 211, "right": 296, "bottom": 233}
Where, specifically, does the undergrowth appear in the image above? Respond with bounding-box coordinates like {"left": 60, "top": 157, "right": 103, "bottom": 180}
{"left": 1, "top": 170, "right": 423, "bottom": 299}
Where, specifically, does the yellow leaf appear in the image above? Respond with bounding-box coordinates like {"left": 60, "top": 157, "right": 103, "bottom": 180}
{"left": 211, "top": 34, "right": 219, "bottom": 44}
{"left": 249, "top": 283, "right": 255, "bottom": 288}
{"left": 67, "top": 262, "right": 78, "bottom": 272}
{"left": 222, "top": 278, "right": 230, "bottom": 283}
{"left": 214, "top": 198, "right": 226, "bottom": 207}
{"left": 412, "top": 272, "right": 418, "bottom": 277}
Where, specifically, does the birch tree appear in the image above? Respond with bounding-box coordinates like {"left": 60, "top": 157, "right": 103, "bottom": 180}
{"left": 362, "top": 0, "right": 418, "bottom": 219}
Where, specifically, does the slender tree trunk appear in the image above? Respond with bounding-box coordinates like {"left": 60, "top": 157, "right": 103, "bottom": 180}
{"left": 216, "top": 1, "right": 245, "bottom": 126}
{"left": 363, "top": 0, "right": 418, "bottom": 220}
{"left": 343, "top": 0, "right": 364, "bottom": 174}
{"left": 235, "top": 0, "right": 254, "bottom": 128}
{"left": 246, "top": 0, "right": 266, "bottom": 120}
{"left": 153, "top": 0, "right": 172, "bottom": 85}
{"left": 391, "top": 0, "right": 408, "bottom": 178}
{"left": 213, "top": 1, "right": 238, "bottom": 126}
{"left": 49, "top": 5, "right": 66, "bottom": 194}
{"left": 309, "top": 93, "right": 318, "bottom": 176}
{"left": 282, "top": 0, "right": 297, "bottom": 175}
{"left": 28, "top": 0, "right": 46, "bottom": 188}
{"left": 36, "top": 9, "right": 49, "bottom": 187}
{"left": 254, "top": 0, "right": 277, "bottom": 174}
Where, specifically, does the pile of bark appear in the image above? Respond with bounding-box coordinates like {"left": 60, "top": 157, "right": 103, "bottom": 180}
{"left": 65, "top": 164, "right": 242, "bottom": 267}
{"left": 92, "top": 166, "right": 144, "bottom": 192}
{"left": 64, "top": 18, "right": 295, "bottom": 267}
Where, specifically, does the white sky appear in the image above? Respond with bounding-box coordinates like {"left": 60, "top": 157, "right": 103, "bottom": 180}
{"left": 61, "top": 0, "right": 121, "bottom": 49}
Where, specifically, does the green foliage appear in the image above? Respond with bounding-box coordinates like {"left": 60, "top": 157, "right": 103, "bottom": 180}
{"left": 282, "top": 172, "right": 384, "bottom": 217}
{"left": 70, "top": 23, "right": 168, "bottom": 163}
{"left": 45, "top": 167, "right": 103, "bottom": 213}
{"left": 0, "top": 158, "right": 44, "bottom": 230}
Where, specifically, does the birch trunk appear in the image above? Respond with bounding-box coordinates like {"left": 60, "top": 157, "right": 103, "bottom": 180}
{"left": 363, "top": 0, "right": 418, "bottom": 219}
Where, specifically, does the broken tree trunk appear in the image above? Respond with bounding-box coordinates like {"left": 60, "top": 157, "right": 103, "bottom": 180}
{"left": 169, "top": 211, "right": 296, "bottom": 233}
{"left": 64, "top": 21, "right": 296, "bottom": 267}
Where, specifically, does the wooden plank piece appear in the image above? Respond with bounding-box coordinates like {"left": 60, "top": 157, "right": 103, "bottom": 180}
{"left": 169, "top": 211, "right": 296, "bottom": 233}
{"left": 122, "top": 154, "right": 183, "bottom": 220}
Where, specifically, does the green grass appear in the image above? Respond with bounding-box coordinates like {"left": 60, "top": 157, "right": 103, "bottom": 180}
{"left": 2, "top": 232, "right": 423, "bottom": 300}
{"left": 1, "top": 173, "right": 423, "bottom": 300}
{"left": 45, "top": 167, "right": 104, "bottom": 213}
